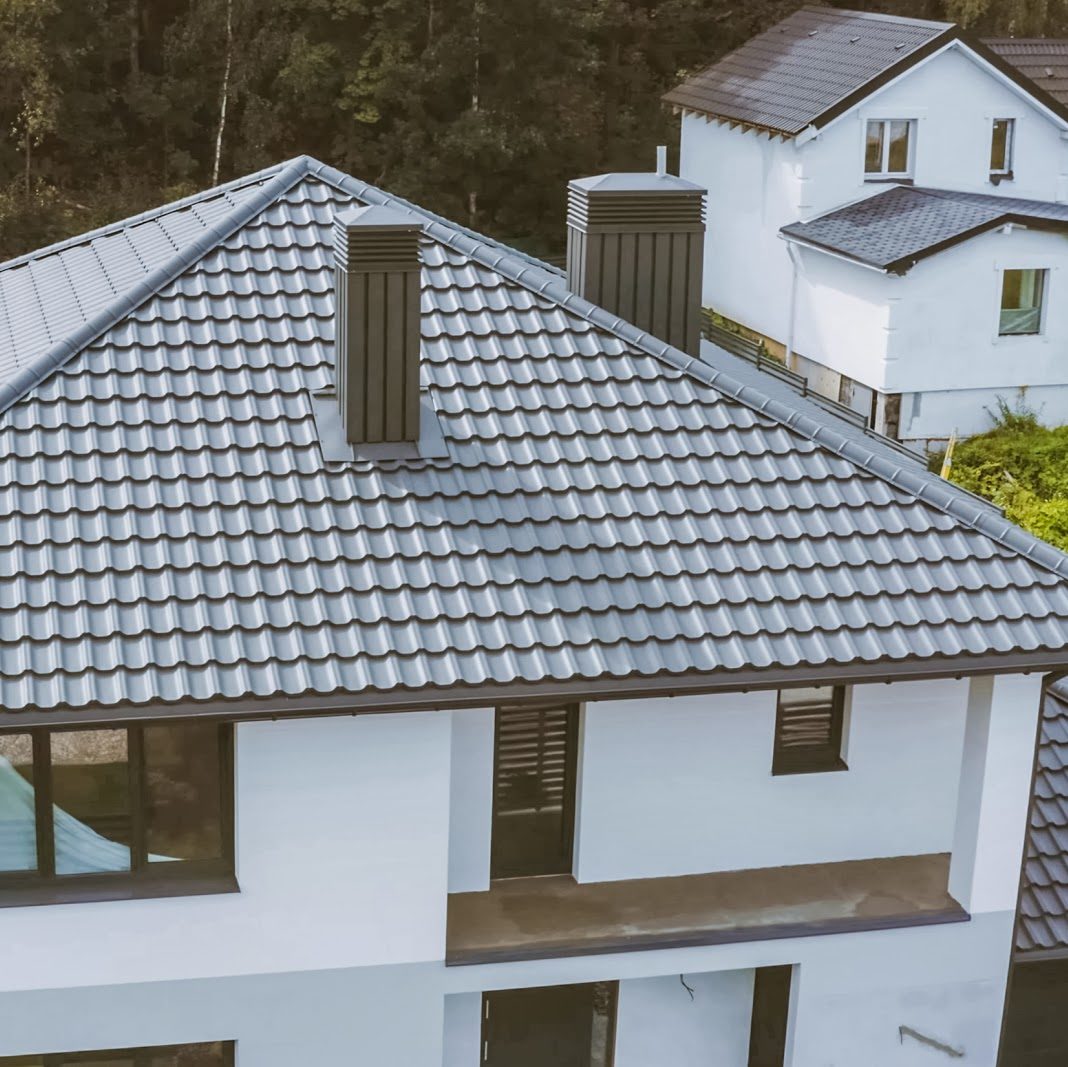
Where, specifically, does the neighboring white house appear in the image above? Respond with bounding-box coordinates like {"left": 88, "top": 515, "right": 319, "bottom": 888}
{"left": 0, "top": 152, "right": 1067, "bottom": 1067}
{"left": 669, "top": 5, "right": 1068, "bottom": 446}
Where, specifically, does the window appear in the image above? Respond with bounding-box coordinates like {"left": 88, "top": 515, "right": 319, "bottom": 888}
{"left": 0, "top": 723, "right": 233, "bottom": 903}
{"left": 990, "top": 118, "right": 1015, "bottom": 179}
{"left": 772, "top": 686, "right": 847, "bottom": 776}
{"left": 865, "top": 119, "right": 913, "bottom": 178}
{"left": 0, "top": 1042, "right": 233, "bottom": 1065}
{"left": 1000, "top": 268, "right": 1048, "bottom": 336}
{"left": 491, "top": 705, "right": 578, "bottom": 879}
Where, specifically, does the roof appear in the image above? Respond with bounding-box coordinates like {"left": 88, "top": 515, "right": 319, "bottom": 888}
{"left": 663, "top": 6, "right": 953, "bottom": 136}
{"left": 987, "top": 38, "right": 1068, "bottom": 108}
{"left": 2, "top": 155, "right": 1068, "bottom": 717}
{"left": 781, "top": 185, "right": 1068, "bottom": 273}
{"left": 1019, "top": 680, "right": 1068, "bottom": 954}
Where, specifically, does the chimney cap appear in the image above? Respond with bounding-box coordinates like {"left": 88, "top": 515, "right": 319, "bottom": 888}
{"left": 569, "top": 172, "right": 705, "bottom": 195}
{"left": 335, "top": 203, "right": 423, "bottom": 230}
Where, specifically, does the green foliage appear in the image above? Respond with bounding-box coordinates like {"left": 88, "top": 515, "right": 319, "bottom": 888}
{"left": 933, "top": 400, "right": 1068, "bottom": 551}
{"left": 0, "top": 0, "right": 1061, "bottom": 261}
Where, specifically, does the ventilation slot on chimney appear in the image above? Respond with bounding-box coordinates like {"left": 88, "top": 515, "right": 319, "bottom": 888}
{"left": 567, "top": 168, "right": 706, "bottom": 356}
{"left": 312, "top": 203, "right": 447, "bottom": 462}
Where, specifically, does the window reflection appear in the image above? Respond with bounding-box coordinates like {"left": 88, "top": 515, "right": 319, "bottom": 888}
{"left": 0, "top": 734, "right": 36, "bottom": 873}
{"left": 51, "top": 730, "right": 132, "bottom": 875}
{"left": 145, "top": 724, "right": 223, "bottom": 863}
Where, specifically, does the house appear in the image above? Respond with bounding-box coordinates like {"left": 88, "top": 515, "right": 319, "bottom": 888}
{"left": 668, "top": 6, "right": 1068, "bottom": 448}
{"left": 0, "top": 152, "right": 1067, "bottom": 1066}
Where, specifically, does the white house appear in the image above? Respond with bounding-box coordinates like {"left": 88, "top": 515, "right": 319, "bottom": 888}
{"left": 0, "top": 152, "right": 1067, "bottom": 1067}
{"left": 669, "top": 6, "right": 1068, "bottom": 447}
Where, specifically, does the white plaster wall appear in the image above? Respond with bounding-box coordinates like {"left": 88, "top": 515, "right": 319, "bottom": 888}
{"left": 790, "top": 245, "right": 894, "bottom": 389}
{"left": 680, "top": 114, "right": 800, "bottom": 341}
{"left": 614, "top": 970, "right": 754, "bottom": 1067}
{"left": 888, "top": 226, "right": 1068, "bottom": 394}
{"left": 444, "top": 911, "right": 1018, "bottom": 1067}
{"left": 448, "top": 707, "right": 494, "bottom": 893}
{"left": 442, "top": 992, "right": 482, "bottom": 1067}
{"left": 0, "top": 712, "right": 453, "bottom": 993}
{"left": 0, "top": 964, "right": 446, "bottom": 1067}
{"left": 900, "top": 383, "right": 1068, "bottom": 443}
{"left": 574, "top": 679, "right": 968, "bottom": 883}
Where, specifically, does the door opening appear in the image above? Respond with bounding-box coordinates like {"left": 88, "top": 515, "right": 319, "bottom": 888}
{"left": 490, "top": 704, "right": 579, "bottom": 879}
{"left": 481, "top": 982, "right": 616, "bottom": 1067}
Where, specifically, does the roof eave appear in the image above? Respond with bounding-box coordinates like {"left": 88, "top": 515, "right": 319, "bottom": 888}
{"left": 4, "top": 648, "right": 1067, "bottom": 729}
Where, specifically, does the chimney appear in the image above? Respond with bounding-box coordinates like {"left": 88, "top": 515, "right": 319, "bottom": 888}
{"left": 566, "top": 157, "right": 706, "bottom": 356}
{"left": 333, "top": 205, "right": 422, "bottom": 444}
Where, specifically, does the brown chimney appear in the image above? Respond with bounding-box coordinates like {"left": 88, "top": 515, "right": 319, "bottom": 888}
{"left": 334, "top": 205, "right": 422, "bottom": 444}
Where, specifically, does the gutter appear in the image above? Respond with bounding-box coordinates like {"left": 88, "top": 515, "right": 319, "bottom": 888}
{"left": 779, "top": 231, "right": 891, "bottom": 274}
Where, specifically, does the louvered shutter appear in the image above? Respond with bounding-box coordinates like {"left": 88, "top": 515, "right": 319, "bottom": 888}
{"left": 772, "top": 686, "right": 846, "bottom": 775}
{"left": 490, "top": 705, "right": 578, "bottom": 879}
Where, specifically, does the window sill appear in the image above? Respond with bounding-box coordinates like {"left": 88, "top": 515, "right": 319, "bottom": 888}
{"left": 864, "top": 177, "right": 914, "bottom": 185}
{"left": 0, "top": 871, "right": 238, "bottom": 909}
{"left": 772, "top": 756, "right": 849, "bottom": 777}
{"left": 990, "top": 171, "right": 1014, "bottom": 186}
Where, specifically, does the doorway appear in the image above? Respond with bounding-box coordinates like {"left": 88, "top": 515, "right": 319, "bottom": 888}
{"left": 490, "top": 704, "right": 579, "bottom": 880}
{"left": 481, "top": 982, "right": 616, "bottom": 1067}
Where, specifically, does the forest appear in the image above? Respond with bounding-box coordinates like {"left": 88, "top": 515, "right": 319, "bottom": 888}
{"left": 1, "top": 0, "right": 1066, "bottom": 262}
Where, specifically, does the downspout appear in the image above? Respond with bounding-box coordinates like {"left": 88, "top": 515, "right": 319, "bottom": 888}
{"left": 785, "top": 239, "right": 801, "bottom": 371}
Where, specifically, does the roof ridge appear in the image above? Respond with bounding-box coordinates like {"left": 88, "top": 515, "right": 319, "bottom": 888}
{"left": 0, "top": 159, "right": 291, "bottom": 275}
{"left": 307, "top": 160, "right": 1068, "bottom": 585}
{"left": 801, "top": 5, "right": 951, "bottom": 31}
{"left": 0, "top": 157, "right": 311, "bottom": 417}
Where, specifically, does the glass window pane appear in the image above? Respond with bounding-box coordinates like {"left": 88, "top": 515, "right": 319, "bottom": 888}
{"left": 864, "top": 121, "right": 884, "bottom": 173}
{"left": 144, "top": 724, "right": 223, "bottom": 863}
{"left": 1000, "top": 269, "right": 1045, "bottom": 335}
{"left": 887, "top": 120, "right": 910, "bottom": 173}
{"left": 0, "top": 734, "right": 37, "bottom": 872}
{"left": 51, "top": 730, "right": 132, "bottom": 875}
{"left": 991, "top": 118, "right": 1013, "bottom": 172}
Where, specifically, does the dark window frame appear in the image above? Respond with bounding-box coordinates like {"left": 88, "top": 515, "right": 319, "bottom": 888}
{"left": 772, "top": 686, "right": 847, "bottom": 777}
{"left": 1, "top": 1040, "right": 235, "bottom": 1066}
{"left": 0, "top": 723, "right": 235, "bottom": 906}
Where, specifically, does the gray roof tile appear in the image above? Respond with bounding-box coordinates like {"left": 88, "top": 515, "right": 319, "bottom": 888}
{"left": 0, "top": 156, "right": 1067, "bottom": 714}
{"left": 781, "top": 185, "right": 1068, "bottom": 272}
{"left": 664, "top": 6, "right": 951, "bottom": 135}
{"left": 1020, "top": 681, "right": 1068, "bottom": 953}
{"left": 987, "top": 38, "right": 1068, "bottom": 108}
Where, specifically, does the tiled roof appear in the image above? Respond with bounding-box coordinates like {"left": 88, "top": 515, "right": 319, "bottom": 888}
{"left": 781, "top": 185, "right": 1068, "bottom": 273}
{"left": 1019, "top": 681, "right": 1068, "bottom": 953}
{"left": 0, "top": 169, "right": 282, "bottom": 400}
{"left": 2, "top": 155, "right": 1068, "bottom": 715}
{"left": 663, "top": 6, "right": 951, "bottom": 136}
{"left": 987, "top": 38, "right": 1068, "bottom": 108}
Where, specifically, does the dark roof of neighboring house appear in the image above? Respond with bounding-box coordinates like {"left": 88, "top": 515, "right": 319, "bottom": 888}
{"left": 664, "top": 7, "right": 1068, "bottom": 137}
{"left": 987, "top": 38, "right": 1068, "bottom": 108}
{"left": 1019, "top": 680, "right": 1068, "bottom": 954}
{"left": 781, "top": 185, "right": 1068, "bottom": 272}
{"left": 663, "top": 6, "right": 953, "bottom": 135}
{"left": 2, "top": 156, "right": 1068, "bottom": 719}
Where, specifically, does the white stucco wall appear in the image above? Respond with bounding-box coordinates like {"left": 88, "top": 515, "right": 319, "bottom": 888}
{"left": 448, "top": 707, "right": 494, "bottom": 893}
{"left": 614, "top": 970, "right": 754, "bottom": 1067}
{"left": 0, "top": 712, "right": 454, "bottom": 993}
{"left": 573, "top": 679, "right": 967, "bottom": 883}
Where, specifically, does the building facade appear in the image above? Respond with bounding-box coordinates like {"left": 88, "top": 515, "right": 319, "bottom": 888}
{"left": 0, "top": 152, "right": 1066, "bottom": 1066}
{"left": 671, "top": 7, "right": 1068, "bottom": 447}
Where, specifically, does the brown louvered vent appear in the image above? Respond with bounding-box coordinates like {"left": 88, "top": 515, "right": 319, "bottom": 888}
{"left": 772, "top": 686, "right": 847, "bottom": 776}
{"left": 490, "top": 704, "right": 578, "bottom": 879}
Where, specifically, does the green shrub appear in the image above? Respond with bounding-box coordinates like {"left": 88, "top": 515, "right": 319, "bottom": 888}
{"left": 931, "top": 400, "right": 1068, "bottom": 552}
